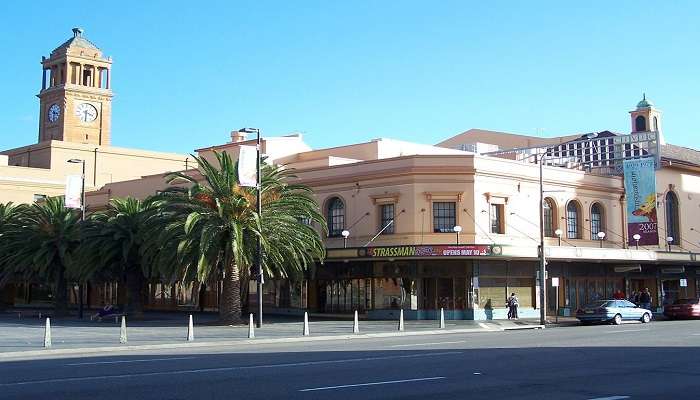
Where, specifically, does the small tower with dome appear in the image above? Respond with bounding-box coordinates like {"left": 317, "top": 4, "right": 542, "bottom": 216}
{"left": 629, "top": 94, "right": 665, "bottom": 145}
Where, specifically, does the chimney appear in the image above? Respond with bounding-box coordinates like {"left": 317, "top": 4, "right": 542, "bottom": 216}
{"left": 72, "top": 27, "right": 84, "bottom": 38}
{"left": 231, "top": 130, "right": 247, "bottom": 143}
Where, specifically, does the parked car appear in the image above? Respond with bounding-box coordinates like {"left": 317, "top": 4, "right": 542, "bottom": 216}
{"left": 663, "top": 298, "right": 700, "bottom": 319}
{"left": 576, "top": 299, "right": 653, "bottom": 325}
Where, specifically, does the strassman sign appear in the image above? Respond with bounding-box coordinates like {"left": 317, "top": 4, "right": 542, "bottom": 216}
{"left": 358, "top": 245, "right": 501, "bottom": 258}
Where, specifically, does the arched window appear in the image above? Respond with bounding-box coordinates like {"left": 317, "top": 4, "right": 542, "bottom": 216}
{"left": 566, "top": 201, "right": 581, "bottom": 239}
{"left": 635, "top": 115, "right": 647, "bottom": 132}
{"left": 665, "top": 192, "right": 680, "bottom": 245}
{"left": 543, "top": 198, "right": 556, "bottom": 237}
{"left": 590, "top": 203, "right": 603, "bottom": 240}
{"left": 653, "top": 116, "right": 659, "bottom": 132}
{"left": 326, "top": 197, "right": 345, "bottom": 237}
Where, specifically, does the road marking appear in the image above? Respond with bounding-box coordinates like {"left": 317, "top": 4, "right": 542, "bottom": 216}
{"left": 603, "top": 329, "right": 649, "bottom": 334}
{"left": 473, "top": 372, "right": 482, "bottom": 375}
{"left": 0, "top": 351, "right": 461, "bottom": 387}
{"left": 65, "top": 357, "right": 197, "bottom": 366}
{"left": 586, "top": 396, "right": 630, "bottom": 400}
{"left": 390, "top": 340, "right": 466, "bottom": 347}
{"left": 478, "top": 323, "right": 491, "bottom": 330}
{"left": 299, "top": 376, "right": 446, "bottom": 392}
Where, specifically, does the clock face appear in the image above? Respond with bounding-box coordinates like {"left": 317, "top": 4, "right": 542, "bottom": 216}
{"left": 75, "top": 103, "right": 98, "bottom": 123}
{"left": 48, "top": 104, "right": 60, "bottom": 123}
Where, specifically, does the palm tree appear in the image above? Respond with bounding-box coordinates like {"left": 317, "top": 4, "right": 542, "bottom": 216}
{"left": 154, "top": 151, "right": 326, "bottom": 324}
{"left": 0, "top": 202, "right": 28, "bottom": 309}
{"left": 76, "top": 197, "right": 161, "bottom": 319}
{"left": 0, "top": 197, "right": 80, "bottom": 316}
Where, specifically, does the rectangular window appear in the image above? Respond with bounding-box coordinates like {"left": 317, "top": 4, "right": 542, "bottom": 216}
{"left": 433, "top": 202, "right": 456, "bottom": 233}
{"left": 490, "top": 203, "right": 504, "bottom": 234}
{"left": 379, "top": 204, "right": 395, "bottom": 234}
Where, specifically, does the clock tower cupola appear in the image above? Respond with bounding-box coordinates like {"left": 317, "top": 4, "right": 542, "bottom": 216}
{"left": 38, "top": 28, "right": 113, "bottom": 146}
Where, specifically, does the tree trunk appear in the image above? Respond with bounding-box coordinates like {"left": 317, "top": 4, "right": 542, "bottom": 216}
{"left": 54, "top": 265, "right": 68, "bottom": 317}
{"left": 220, "top": 261, "right": 243, "bottom": 325}
{"left": 125, "top": 268, "right": 145, "bottom": 320}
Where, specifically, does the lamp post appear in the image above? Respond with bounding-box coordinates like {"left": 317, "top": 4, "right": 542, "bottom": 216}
{"left": 341, "top": 230, "right": 350, "bottom": 248}
{"left": 666, "top": 236, "right": 674, "bottom": 252}
{"left": 597, "top": 231, "right": 606, "bottom": 248}
{"left": 239, "top": 127, "right": 263, "bottom": 328}
{"left": 555, "top": 229, "right": 563, "bottom": 246}
{"left": 633, "top": 233, "right": 641, "bottom": 250}
{"left": 67, "top": 158, "right": 86, "bottom": 319}
{"left": 453, "top": 225, "right": 462, "bottom": 245}
{"left": 538, "top": 132, "right": 598, "bottom": 326}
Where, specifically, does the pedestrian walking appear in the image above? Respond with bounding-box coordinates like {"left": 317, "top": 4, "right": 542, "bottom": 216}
{"left": 639, "top": 288, "right": 652, "bottom": 310}
{"left": 507, "top": 292, "right": 519, "bottom": 319}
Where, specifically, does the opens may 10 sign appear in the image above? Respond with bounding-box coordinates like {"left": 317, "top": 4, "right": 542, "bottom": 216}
{"left": 623, "top": 157, "right": 659, "bottom": 246}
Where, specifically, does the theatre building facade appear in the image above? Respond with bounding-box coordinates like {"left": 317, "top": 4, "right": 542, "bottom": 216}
{"left": 7, "top": 97, "right": 699, "bottom": 320}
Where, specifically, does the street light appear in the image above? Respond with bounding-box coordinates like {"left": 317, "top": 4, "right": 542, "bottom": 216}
{"left": 666, "top": 236, "right": 674, "bottom": 252}
{"left": 554, "top": 229, "right": 563, "bottom": 246}
{"left": 239, "top": 127, "right": 263, "bottom": 328}
{"left": 67, "top": 158, "right": 86, "bottom": 319}
{"left": 597, "top": 231, "right": 606, "bottom": 248}
{"left": 341, "top": 230, "right": 350, "bottom": 248}
{"left": 633, "top": 233, "right": 641, "bottom": 250}
{"left": 453, "top": 225, "right": 462, "bottom": 245}
{"left": 538, "top": 132, "right": 598, "bottom": 326}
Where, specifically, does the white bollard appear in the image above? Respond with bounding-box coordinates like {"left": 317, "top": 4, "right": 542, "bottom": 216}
{"left": 353, "top": 310, "right": 359, "bottom": 334}
{"left": 440, "top": 308, "right": 446, "bottom": 329}
{"left": 186, "top": 314, "right": 194, "bottom": 341}
{"left": 303, "top": 312, "right": 310, "bottom": 336}
{"left": 398, "top": 309, "right": 405, "bottom": 332}
{"left": 43, "top": 317, "right": 52, "bottom": 348}
{"left": 248, "top": 313, "right": 255, "bottom": 339}
{"left": 119, "top": 316, "right": 127, "bottom": 344}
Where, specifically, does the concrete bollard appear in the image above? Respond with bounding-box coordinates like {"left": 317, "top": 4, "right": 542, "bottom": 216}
{"left": 186, "top": 314, "right": 194, "bottom": 341}
{"left": 353, "top": 310, "right": 359, "bottom": 334}
{"left": 398, "top": 309, "right": 405, "bottom": 332}
{"left": 248, "top": 313, "right": 255, "bottom": 339}
{"left": 303, "top": 312, "right": 310, "bottom": 336}
{"left": 43, "top": 317, "right": 52, "bottom": 348}
{"left": 440, "top": 307, "right": 446, "bottom": 329}
{"left": 119, "top": 316, "right": 127, "bottom": 344}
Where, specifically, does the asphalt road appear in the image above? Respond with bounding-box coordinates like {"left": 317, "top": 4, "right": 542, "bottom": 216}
{"left": 1, "top": 319, "right": 700, "bottom": 400}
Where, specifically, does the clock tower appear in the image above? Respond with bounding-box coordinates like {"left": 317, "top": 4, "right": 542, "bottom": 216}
{"left": 38, "top": 28, "right": 113, "bottom": 146}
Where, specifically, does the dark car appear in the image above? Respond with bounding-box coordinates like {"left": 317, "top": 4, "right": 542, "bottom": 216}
{"left": 664, "top": 298, "right": 700, "bottom": 319}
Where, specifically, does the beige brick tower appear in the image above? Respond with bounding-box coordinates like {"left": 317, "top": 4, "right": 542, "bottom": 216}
{"left": 37, "top": 28, "right": 113, "bottom": 146}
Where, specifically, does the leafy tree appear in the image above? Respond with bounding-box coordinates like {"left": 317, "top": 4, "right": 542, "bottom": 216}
{"left": 152, "top": 151, "right": 326, "bottom": 324}
{"left": 76, "top": 197, "right": 161, "bottom": 319}
{"left": 0, "top": 197, "right": 80, "bottom": 316}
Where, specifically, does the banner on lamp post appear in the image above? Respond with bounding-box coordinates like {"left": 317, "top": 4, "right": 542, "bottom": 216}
{"left": 623, "top": 157, "right": 658, "bottom": 246}
{"left": 65, "top": 175, "right": 83, "bottom": 209}
{"left": 237, "top": 145, "right": 257, "bottom": 187}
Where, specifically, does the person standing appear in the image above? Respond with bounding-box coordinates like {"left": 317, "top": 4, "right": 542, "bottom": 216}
{"left": 507, "top": 292, "right": 519, "bottom": 319}
{"left": 639, "top": 288, "right": 652, "bottom": 310}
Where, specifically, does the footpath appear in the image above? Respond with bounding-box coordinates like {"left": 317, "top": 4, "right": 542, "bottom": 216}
{"left": 0, "top": 311, "right": 573, "bottom": 359}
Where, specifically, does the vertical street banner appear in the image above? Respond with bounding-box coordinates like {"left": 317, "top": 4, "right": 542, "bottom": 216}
{"left": 237, "top": 145, "right": 258, "bottom": 187}
{"left": 65, "top": 175, "right": 83, "bottom": 209}
{"left": 623, "top": 157, "right": 658, "bottom": 246}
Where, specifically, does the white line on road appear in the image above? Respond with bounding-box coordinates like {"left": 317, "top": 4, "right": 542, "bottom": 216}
{"left": 602, "top": 329, "right": 649, "bottom": 334}
{"left": 390, "top": 340, "right": 466, "bottom": 347}
{"left": 0, "top": 351, "right": 461, "bottom": 387}
{"left": 586, "top": 396, "right": 630, "bottom": 400}
{"left": 299, "top": 376, "right": 446, "bottom": 392}
{"left": 65, "top": 357, "right": 197, "bottom": 366}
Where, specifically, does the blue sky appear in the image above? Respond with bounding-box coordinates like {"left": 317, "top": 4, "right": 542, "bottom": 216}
{"left": 0, "top": 1, "right": 698, "bottom": 154}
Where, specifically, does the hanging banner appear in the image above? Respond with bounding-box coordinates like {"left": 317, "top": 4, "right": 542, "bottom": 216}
{"left": 65, "top": 175, "right": 82, "bottom": 209}
{"left": 623, "top": 157, "right": 658, "bottom": 246}
{"left": 237, "top": 145, "right": 257, "bottom": 187}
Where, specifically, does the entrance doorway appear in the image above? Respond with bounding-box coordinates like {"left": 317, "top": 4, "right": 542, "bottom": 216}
{"left": 661, "top": 280, "right": 680, "bottom": 306}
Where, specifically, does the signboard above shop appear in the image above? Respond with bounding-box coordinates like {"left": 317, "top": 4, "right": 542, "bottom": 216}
{"left": 357, "top": 245, "right": 502, "bottom": 258}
